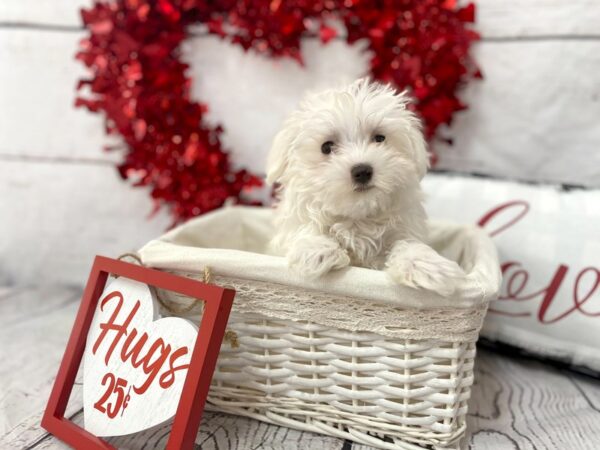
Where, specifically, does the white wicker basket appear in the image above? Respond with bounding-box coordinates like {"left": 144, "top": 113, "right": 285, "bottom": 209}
{"left": 139, "top": 206, "right": 501, "bottom": 450}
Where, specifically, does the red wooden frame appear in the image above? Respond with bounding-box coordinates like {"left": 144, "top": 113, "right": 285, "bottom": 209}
{"left": 42, "top": 255, "right": 235, "bottom": 450}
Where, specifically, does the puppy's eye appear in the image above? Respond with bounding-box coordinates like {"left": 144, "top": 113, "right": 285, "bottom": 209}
{"left": 374, "top": 134, "right": 386, "bottom": 143}
{"left": 321, "top": 141, "right": 334, "bottom": 155}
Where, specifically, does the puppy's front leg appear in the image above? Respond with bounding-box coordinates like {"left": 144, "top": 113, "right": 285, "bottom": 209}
{"left": 287, "top": 235, "right": 350, "bottom": 279}
{"left": 385, "top": 240, "right": 465, "bottom": 297}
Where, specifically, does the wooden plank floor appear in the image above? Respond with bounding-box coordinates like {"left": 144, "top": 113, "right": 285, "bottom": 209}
{"left": 1, "top": 285, "right": 599, "bottom": 449}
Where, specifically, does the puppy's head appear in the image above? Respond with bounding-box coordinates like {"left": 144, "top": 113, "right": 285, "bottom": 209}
{"left": 267, "top": 78, "right": 429, "bottom": 219}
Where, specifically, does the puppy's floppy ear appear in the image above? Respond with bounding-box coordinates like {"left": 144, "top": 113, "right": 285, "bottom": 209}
{"left": 405, "top": 120, "right": 430, "bottom": 180}
{"left": 266, "top": 121, "right": 296, "bottom": 185}
{"left": 390, "top": 89, "right": 430, "bottom": 180}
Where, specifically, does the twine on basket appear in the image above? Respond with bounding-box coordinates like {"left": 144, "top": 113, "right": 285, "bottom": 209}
{"left": 223, "top": 330, "right": 239, "bottom": 348}
{"left": 116, "top": 253, "right": 239, "bottom": 348}
{"left": 118, "top": 252, "right": 208, "bottom": 315}
{"left": 116, "top": 252, "right": 144, "bottom": 267}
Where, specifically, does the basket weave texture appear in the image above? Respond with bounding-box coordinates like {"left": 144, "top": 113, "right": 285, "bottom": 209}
{"left": 161, "top": 275, "right": 487, "bottom": 450}
{"left": 141, "top": 206, "right": 501, "bottom": 450}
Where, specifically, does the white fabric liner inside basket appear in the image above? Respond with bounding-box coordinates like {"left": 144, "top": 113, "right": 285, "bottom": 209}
{"left": 139, "top": 206, "right": 501, "bottom": 310}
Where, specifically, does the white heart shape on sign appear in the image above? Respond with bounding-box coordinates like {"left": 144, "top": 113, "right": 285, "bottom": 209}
{"left": 83, "top": 277, "right": 198, "bottom": 437}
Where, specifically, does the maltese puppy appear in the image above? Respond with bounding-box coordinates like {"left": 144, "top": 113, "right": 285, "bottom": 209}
{"left": 267, "top": 78, "right": 464, "bottom": 296}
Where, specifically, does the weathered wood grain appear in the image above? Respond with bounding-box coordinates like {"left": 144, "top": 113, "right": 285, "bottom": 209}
{"left": 106, "top": 412, "right": 347, "bottom": 450}
{"left": 465, "top": 352, "right": 600, "bottom": 450}
{"left": 1, "top": 285, "right": 600, "bottom": 450}
{"left": 26, "top": 409, "right": 349, "bottom": 450}
{"left": 570, "top": 375, "right": 600, "bottom": 411}
{"left": 0, "top": 286, "right": 83, "bottom": 446}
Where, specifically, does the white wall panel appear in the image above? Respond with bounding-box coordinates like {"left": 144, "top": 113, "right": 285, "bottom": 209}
{"left": 2, "top": 0, "right": 600, "bottom": 38}
{"left": 0, "top": 29, "right": 111, "bottom": 162}
{"left": 2, "top": 28, "right": 599, "bottom": 185}
{"left": 0, "top": 160, "right": 171, "bottom": 286}
{"left": 0, "top": 1, "right": 89, "bottom": 27}
{"left": 435, "top": 39, "right": 600, "bottom": 186}
{"left": 474, "top": 0, "right": 600, "bottom": 38}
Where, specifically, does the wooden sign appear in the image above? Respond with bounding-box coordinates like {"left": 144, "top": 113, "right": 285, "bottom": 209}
{"left": 83, "top": 276, "right": 199, "bottom": 436}
{"left": 42, "top": 256, "right": 235, "bottom": 450}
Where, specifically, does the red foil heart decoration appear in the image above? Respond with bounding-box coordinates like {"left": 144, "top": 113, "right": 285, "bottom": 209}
{"left": 76, "top": 0, "right": 480, "bottom": 224}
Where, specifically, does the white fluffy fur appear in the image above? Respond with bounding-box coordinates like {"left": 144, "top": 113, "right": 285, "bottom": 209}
{"left": 267, "top": 78, "right": 464, "bottom": 296}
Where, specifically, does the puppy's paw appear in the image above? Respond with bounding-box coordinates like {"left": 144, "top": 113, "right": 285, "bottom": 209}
{"left": 287, "top": 238, "right": 350, "bottom": 279}
{"left": 385, "top": 240, "right": 465, "bottom": 297}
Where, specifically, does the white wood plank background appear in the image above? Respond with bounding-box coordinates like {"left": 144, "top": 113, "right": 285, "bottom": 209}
{"left": 0, "top": 28, "right": 109, "bottom": 162}
{"left": 0, "top": 160, "right": 171, "bottom": 286}
{"left": 1, "top": 285, "right": 599, "bottom": 450}
{"left": 3, "top": 0, "right": 600, "bottom": 37}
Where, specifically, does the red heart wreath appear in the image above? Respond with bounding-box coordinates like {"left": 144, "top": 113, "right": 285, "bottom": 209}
{"left": 76, "top": 0, "right": 479, "bottom": 223}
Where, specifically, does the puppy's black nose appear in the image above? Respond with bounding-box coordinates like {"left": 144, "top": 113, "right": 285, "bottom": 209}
{"left": 351, "top": 164, "right": 373, "bottom": 184}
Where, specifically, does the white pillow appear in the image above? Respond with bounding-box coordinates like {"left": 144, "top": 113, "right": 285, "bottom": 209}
{"left": 424, "top": 173, "right": 600, "bottom": 373}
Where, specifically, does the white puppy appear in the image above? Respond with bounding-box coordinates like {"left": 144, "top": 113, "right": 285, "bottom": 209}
{"left": 267, "top": 78, "right": 464, "bottom": 296}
